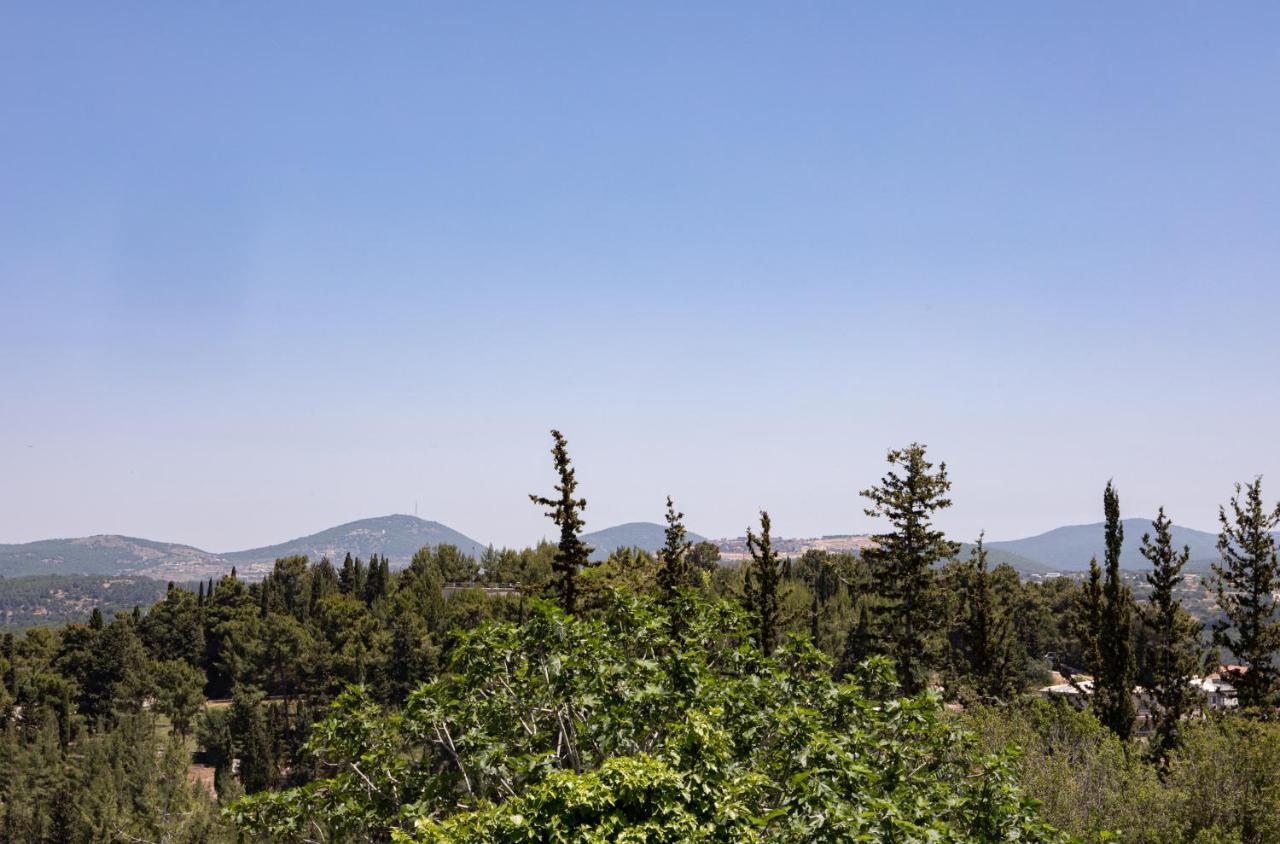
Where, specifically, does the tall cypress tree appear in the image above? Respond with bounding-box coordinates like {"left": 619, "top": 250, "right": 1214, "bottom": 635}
{"left": 1141, "top": 507, "right": 1201, "bottom": 759}
{"left": 1211, "top": 477, "right": 1280, "bottom": 710}
{"left": 805, "top": 553, "right": 839, "bottom": 642}
{"left": 837, "top": 601, "right": 876, "bottom": 679}
{"left": 860, "top": 443, "right": 958, "bottom": 694}
{"left": 1073, "top": 557, "right": 1103, "bottom": 678}
{"left": 339, "top": 553, "right": 358, "bottom": 595}
{"left": 656, "top": 496, "right": 693, "bottom": 608}
{"left": 363, "top": 555, "right": 389, "bottom": 604}
{"left": 744, "top": 510, "right": 787, "bottom": 657}
{"left": 1094, "top": 481, "right": 1136, "bottom": 740}
{"left": 529, "top": 430, "right": 592, "bottom": 614}
{"left": 959, "top": 534, "right": 1021, "bottom": 700}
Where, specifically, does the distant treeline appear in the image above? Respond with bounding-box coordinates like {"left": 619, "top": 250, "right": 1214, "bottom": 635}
{"left": 0, "top": 574, "right": 170, "bottom": 629}
{"left": 2, "top": 433, "right": 1280, "bottom": 842}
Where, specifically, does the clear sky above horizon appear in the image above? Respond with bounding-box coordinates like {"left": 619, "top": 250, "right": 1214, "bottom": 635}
{"left": 4, "top": 3, "right": 1279, "bottom": 551}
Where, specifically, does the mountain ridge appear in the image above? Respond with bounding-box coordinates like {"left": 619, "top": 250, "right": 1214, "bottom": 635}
{"left": 986, "top": 518, "right": 1230, "bottom": 572}
{"left": 0, "top": 515, "right": 486, "bottom": 580}
{"left": 581, "top": 521, "right": 709, "bottom": 562}
{"left": 5, "top": 515, "right": 1271, "bottom": 580}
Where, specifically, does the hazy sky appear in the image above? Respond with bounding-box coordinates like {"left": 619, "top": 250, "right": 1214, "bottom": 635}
{"left": 4, "top": 3, "right": 1279, "bottom": 551}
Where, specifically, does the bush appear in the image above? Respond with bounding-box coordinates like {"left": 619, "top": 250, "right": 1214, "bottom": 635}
{"left": 232, "top": 592, "right": 1067, "bottom": 842}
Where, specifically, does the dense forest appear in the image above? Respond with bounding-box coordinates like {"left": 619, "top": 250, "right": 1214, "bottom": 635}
{"left": 0, "top": 575, "right": 170, "bottom": 629}
{"left": 3, "top": 433, "right": 1280, "bottom": 842}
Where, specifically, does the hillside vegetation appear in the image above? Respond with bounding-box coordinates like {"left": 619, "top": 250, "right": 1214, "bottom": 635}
{"left": 3, "top": 436, "right": 1280, "bottom": 842}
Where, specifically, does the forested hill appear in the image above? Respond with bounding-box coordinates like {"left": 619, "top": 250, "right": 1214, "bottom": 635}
{"left": 582, "top": 521, "right": 709, "bottom": 561}
{"left": 222, "top": 515, "right": 487, "bottom": 568}
{"left": 0, "top": 535, "right": 219, "bottom": 578}
{"left": 986, "top": 518, "right": 1233, "bottom": 572}
{"left": 0, "top": 574, "right": 169, "bottom": 628}
{"left": 0, "top": 515, "right": 486, "bottom": 580}
{"left": 953, "top": 542, "right": 1052, "bottom": 575}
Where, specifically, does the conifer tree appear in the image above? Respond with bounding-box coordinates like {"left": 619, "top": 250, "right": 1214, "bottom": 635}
{"left": 959, "top": 534, "right": 1021, "bottom": 700}
{"left": 353, "top": 556, "right": 368, "bottom": 598}
{"left": 1141, "top": 507, "right": 1201, "bottom": 759}
{"left": 1094, "top": 481, "right": 1136, "bottom": 740}
{"left": 529, "top": 430, "right": 592, "bottom": 614}
{"left": 231, "top": 690, "right": 276, "bottom": 794}
{"left": 656, "top": 496, "right": 692, "bottom": 608}
{"left": 1211, "top": 477, "right": 1280, "bottom": 709}
{"left": 860, "top": 443, "right": 958, "bottom": 694}
{"left": 1072, "top": 557, "right": 1103, "bottom": 678}
{"left": 744, "top": 510, "right": 787, "bottom": 656}
{"left": 837, "top": 601, "right": 876, "bottom": 678}
{"left": 339, "top": 553, "right": 358, "bottom": 594}
{"left": 310, "top": 556, "right": 339, "bottom": 616}
{"left": 364, "top": 555, "right": 390, "bottom": 604}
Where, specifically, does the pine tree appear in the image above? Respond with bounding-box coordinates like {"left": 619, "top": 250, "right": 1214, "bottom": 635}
{"left": 959, "top": 534, "right": 1021, "bottom": 700}
{"left": 353, "top": 557, "right": 368, "bottom": 598}
{"left": 363, "top": 555, "right": 389, "bottom": 605}
{"left": 339, "top": 553, "right": 358, "bottom": 595}
{"left": 529, "top": 430, "right": 592, "bottom": 614}
{"left": 1, "top": 633, "right": 15, "bottom": 696}
{"left": 1141, "top": 507, "right": 1201, "bottom": 760}
{"left": 1211, "top": 477, "right": 1280, "bottom": 710}
{"left": 310, "top": 556, "right": 339, "bottom": 616}
{"left": 1072, "top": 557, "right": 1103, "bottom": 678}
{"left": 800, "top": 551, "right": 840, "bottom": 642}
{"left": 744, "top": 510, "right": 787, "bottom": 657}
{"left": 231, "top": 690, "right": 276, "bottom": 794}
{"left": 860, "top": 443, "right": 958, "bottom": 694}
{"left": 837, "top": 601, "right": 876, "bottom": 678}
{"left": 1094, "top": 481, "right": 1136, "bottom": 740}
{"left": 656, "top": 496, "right": 693, "bottom": 608}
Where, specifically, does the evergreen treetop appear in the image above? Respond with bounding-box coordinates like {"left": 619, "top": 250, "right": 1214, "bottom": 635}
{"left": 529, "top": 429, "right": 592, "bottom": 614}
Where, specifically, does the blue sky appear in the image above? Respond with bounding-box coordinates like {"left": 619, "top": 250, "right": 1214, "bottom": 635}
{"left": 3, "top": 3, "right": 1279, "bottom": 550}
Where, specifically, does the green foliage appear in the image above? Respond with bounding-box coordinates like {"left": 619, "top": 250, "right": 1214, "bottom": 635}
{"left": 951, "top": 535, "right": 1023, "bottom": 701}
{"left": 0, "top": 715, "right": 225, "bottom": 842}
{"left": 743, "top": 510, "right": 788, "bottom": 657}
{"left": 1211, "top": 477, "right": 1280, "bottom": 709}
{"left": 0, "top": 574, "right": 169, "bottom": 629}
{"left": 969, "top": 700, "right": 1280, "bottom": 843}
{"left": 1141, "top": 506, "right": 1202, "bottom": 759}
{"left": 231, "top": 593, "right": 1066, "bottom": 842}
{"left": 154, "top": 658, "right": 207, "bottom": 736}
{"left": 656, "top": 496, "right": 693, "bottom": 610}
{"left": 861, "top": 442, "right": 959, "bottom": 693}
{"left": 530, "top": 430, "right": 593, "bottom": 614}
{"left": 1095, "top": 481, "right": 1137, "bottom": 739}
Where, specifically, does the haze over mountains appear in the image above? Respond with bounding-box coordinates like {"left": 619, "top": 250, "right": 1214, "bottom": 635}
{"left": 583, "top": 522, "right": 708, "bottom": 562}
{"left": 986, "top": 519, "right": 1230, "bottom": 573}
{"left": 0, "top": 516, "right": 486, "bottom": 580}
{"left": 0, "top": 514, "right": 1261, "bottom": 581}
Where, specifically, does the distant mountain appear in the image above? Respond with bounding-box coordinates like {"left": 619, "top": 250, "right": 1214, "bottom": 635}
{"left": 954, "top": 542, "right": 1053, "bottom": 575}
{"left": 0, "top": 515, "right": 486, "bottom": 580}
{"left": 0, "top": 535, "right": 218, "bottom": 578}
{"left": 224, "top": 515, "right": 487, "bottom": 568}
{"left": 987, "top": 519, "right": 1223, "bottom": 572}
{"left": 582, "top": 522, "right": 708, "bottom": 562}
